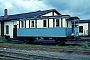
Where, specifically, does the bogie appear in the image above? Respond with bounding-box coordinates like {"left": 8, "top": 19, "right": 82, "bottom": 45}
{"left": 55, "top": 38, "right": 65, "bottom": 45}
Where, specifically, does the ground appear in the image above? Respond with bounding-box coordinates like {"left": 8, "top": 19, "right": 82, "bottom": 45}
{"left": 0, "top": 36, "right": 90, "bottom": 60}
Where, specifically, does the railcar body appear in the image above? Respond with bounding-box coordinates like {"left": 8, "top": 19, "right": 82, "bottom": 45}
{"left": 17, "top": 16, "right": 79, "bottom": 45}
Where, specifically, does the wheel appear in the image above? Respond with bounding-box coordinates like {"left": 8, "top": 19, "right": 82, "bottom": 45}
{"left": 55, "top": 39, "right": 65, "bottom": 45}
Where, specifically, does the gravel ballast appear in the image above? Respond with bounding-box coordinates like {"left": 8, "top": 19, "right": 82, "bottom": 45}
{"left": 0, "top": 48, "right": 90, "bottom": 60}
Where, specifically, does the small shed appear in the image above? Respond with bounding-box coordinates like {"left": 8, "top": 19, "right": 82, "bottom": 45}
{"left": 73, "top": 20, "right": 90, "bottom": 36}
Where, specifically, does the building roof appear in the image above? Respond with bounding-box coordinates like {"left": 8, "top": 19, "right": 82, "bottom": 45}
{"left": 0, "top": 9, "right": 61, "bottom": 21}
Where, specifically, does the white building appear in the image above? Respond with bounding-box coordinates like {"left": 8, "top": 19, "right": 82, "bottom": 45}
{"left": 0, "top": 9, "right": 79, "bottom": 38}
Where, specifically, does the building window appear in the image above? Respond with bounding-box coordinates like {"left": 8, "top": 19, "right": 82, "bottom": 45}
{"left": 31, "top": 20, "right": 34, "bottom": 27}
{"left": 6, "top": 25, "right": 9, "bottom": 34}
{"left": 79, "top": 26, "right": 83, "bottom": 33}
{"left": 43, "top": 20, "right": 47, "bottom": 27}
{"left": 56, "top": 19, "right": 59, "bottom": 27}
{"left": 14, "top": 25, "right": 17, "bottom": 28}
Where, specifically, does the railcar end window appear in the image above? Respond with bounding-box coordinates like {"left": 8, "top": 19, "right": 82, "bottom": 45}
{"left": 6, "top": 25, "right": 9, "bottom": 34}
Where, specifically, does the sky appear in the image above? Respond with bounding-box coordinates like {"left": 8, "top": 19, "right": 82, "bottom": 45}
{"left": 0, "top": 0, "right": 90, "bottom": 19}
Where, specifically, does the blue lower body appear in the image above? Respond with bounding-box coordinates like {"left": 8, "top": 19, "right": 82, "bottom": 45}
{"left": 17, "top": 28, "right": 72, "bottom": 38}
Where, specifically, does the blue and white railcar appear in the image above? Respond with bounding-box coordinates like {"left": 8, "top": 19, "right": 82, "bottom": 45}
{"left": 17, "top": 15, "right": 79, "bottom": 45}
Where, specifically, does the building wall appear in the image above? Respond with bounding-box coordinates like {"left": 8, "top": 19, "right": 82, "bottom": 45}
{"left": 4, "top": 21, "right": 17, "bottom": 38}
{"left": 88, "top": 23, "right": 90, "bottom": 36}
{"left": 42, "top": 12, "right": 57, "bottom": 16}
{"left": 43, "top": 12, "right": 52, "bottom": 16}
{"left": 54, "top": 12, "right": 58, "bottom": 15}
{"left": 79, "top": 23, "right": 88, "bottom": 36}
{"left": 0, "top": 22, "right": 1, "bottom": 36}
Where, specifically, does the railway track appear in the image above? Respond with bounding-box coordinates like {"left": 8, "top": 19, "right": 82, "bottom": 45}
{"left": 0, "top": 48, "right": 67, "bottom": 60}
{"left": 0, "top": 51, "right": 30, "bottom": 60}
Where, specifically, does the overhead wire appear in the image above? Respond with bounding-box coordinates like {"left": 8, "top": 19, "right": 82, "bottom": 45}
{"left": 30, "top": 0, "right": 44, "bottom": 10}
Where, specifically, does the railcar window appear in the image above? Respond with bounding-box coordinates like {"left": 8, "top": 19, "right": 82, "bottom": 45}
{"left": 67, "top": 20, "right": 68, "bottom": 27}
{"left": 79, "top": 26, "right": 83, "bottom": 33}
{"left": 56, "top": 19, "right": 59, "bottom": 27}
{"left": 43, "top": 20, "right": 47, "bottom": 27}
{"left": 61, "top": 18, "right": 63, "bottom": 27}
{"left": 29, "top": 20, "right": 30, "bottom": 28}
{"left": 6, "top": 25, "right": 9, "bottom": 34}
{"left": 21, "top": 21, "right": 25, "bottom": 28}
{"left": 31, "top": 20, "right": 34, "bottom": 27}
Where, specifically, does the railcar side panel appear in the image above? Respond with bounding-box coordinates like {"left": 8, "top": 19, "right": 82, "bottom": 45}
{"left": 17, "top": 28, "right": 71, "bottom": 37}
